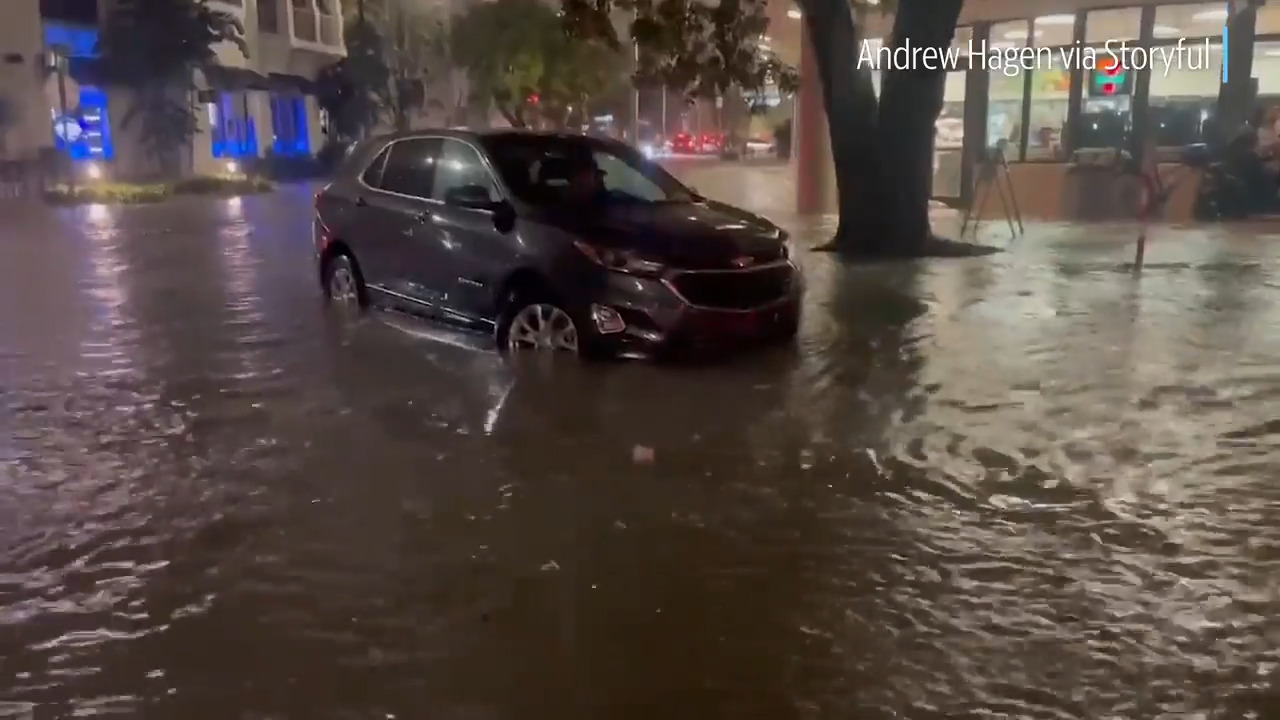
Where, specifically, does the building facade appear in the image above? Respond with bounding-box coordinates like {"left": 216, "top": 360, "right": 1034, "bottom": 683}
{"left": 777, "top": 0, "right": 1280, "bottom": 221}
{"left": 0, "top": 0, "right": 344, "bottom": 178}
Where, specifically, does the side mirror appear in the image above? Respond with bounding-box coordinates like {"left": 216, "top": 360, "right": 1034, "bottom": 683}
{"left": 444, "top": 183, "right": 496, "bottom": 209}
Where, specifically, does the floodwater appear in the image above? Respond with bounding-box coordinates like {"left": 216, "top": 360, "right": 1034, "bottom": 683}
{"left": 3, "top": 186, "right": 1280, "bottom": 719}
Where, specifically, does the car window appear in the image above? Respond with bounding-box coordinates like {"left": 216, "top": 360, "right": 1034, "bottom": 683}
{"left": 377, "top": 138, "right": 440, "bottom": 198}
{"left": 360, "top": 146, "right": 390, "bottom": 187}
{"left": 432, "top": 138, "right": 499, "bottom": 202}
{"left": 479, "top": 133, "right": 694, "bottom": 206}
{"left": 594, "top": 151, "right": 666, "bottom": 201}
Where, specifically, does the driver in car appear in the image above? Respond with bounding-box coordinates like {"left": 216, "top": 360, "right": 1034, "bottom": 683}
{"left": 564, "top": 153, "right": 606, "bottom": 202}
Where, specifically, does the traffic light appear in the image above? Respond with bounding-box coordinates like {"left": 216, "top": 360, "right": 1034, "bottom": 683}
{"left": 1090, "top": 55, "right": 1129, "bottom": 97}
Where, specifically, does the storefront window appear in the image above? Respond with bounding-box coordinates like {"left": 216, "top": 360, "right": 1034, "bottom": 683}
{"left": 1026, "top": 52, "right": 1070, "bottom": 159}
{"left": 1085, "top": 8, "right": 1140, "bottom": 44}
{"left": 990, "top": 18, "right": 1032, "bottom": 49}
{"left": 271, "top": 94, "right": 310, "bottom": 157}
{"left": 986, "top": 21, "right": 1027, "bottom": 159}
{"left": 210, "top": 92, "right": 259, "bottom": 159}
{"left": 952, "top": 26, "right": 974, "bottom": 60}
{"left": 1076, "top": 8, "right": 1141, "bottom": 150}
{"left": 1259, "top": 4, "right": 1280, "bottom": 35}
{"left": 1252, "top": 41, "right": 1280, "bottom": 131}
{"left": 1032, "top": 14, "right": 1075, "bottom": 47}
{"left": 1153, "top": 3, "right": 1228, "bottom": 39}
{"left": 1148, "top": 41, "right": 1221, "bottom": 147}
{"left": 934, "top": 71, "right": 965, "bottom": 197}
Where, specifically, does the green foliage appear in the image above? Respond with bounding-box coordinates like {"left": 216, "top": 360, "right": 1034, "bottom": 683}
{"left": 375, "top": 0, "right": 448, "bottom": 130}
{"left": 44, "top": 176, "right": 274, "bottom": 205}
{"left": 95, "top": 0, "right": 246, "bottom": 175}
{"left": 561, "top": 0, "right": 797, "bottom": 103}
{"left": 319, "top": 0, "right": 446, "bottom": 133}
{"left": 317, "top": 19, "right": 390, "bottom": 140}
{"left": 452, "top": 0, "right": 625, "bottom": 128}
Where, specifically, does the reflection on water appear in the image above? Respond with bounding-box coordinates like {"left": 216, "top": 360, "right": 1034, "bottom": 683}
{"left": 3, "top": 192, "right": 1280, "bottom": 718}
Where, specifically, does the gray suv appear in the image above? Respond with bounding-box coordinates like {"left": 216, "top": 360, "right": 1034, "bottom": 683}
{"left": 313, "top": 129, "right": 801, "bottom": 359}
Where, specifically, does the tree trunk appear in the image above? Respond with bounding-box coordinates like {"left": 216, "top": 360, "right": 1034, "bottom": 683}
{"left": 797, "top": 0, "right": 881, "bottom": 252}
{"left": 798, "top": 0, "right": 963, "bottom": 257}
{"left": 877, "top": 0, "right": 963, "bottom": 255}
{"left": 494, "top": 94, "right": 526, "bottom": 127}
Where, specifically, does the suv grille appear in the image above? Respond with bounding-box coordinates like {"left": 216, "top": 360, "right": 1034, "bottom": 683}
{"left": 668, "top": 264, "right": 793, "bottom": 310}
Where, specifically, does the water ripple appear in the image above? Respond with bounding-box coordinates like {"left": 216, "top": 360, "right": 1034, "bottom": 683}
{"left": 2, "top": 191, "right": 1280, "bottom": 717}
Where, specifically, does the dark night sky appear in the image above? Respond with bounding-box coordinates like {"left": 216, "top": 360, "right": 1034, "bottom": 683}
{"left": 40, "top": 0, "right": 99, "bottom": 25}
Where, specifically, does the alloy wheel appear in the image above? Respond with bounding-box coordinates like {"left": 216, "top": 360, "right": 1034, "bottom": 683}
{"left": 506, "top": 303, "right": 579, "bottom": 354}
{"left": 328, "top": 265, "right": 360, "bottom": 308}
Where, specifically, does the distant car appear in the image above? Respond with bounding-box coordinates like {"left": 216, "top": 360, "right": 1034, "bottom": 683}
{"left": 314, "top": 129, "right": 802, "bottom": 360}
{"left": 745, "top": 138, "right": 776, "bottom": 155}
{"left": 698, "top": 133, "right": 724, "bottom": 154}
{"left": 670, "top": 132, "right": 698, "bottom": 155}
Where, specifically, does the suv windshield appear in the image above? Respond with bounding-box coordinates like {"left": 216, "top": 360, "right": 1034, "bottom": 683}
{"left": 479, "top": 133, "right": 696, "bottom": 206}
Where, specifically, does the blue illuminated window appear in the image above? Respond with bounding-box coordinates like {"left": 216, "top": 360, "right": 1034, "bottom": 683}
{"left": 42, "top": 22, "right": 99, "bottom": 57}
{"left": 209, "top": 92, "right": 259, "bottom": 159}
{"left": 270, "top": 94, "right": 310, "bottom": 156}
{"left": 44, "top": 22, "right": 115, "bottom": 163}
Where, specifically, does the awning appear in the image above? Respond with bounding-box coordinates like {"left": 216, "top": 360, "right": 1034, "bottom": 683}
{"left": 202, "top": 65, "right": 270, "bottom": 91}
{"left": 267, "top": 72, "right": 317, "bottom": 95}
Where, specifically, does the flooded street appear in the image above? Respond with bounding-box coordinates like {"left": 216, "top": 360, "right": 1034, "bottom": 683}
{"left": 4, "top": 184, "right": 1280, "bottom": 718}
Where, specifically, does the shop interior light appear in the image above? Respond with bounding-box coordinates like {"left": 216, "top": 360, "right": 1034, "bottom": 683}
{"left": 1035, "top": 14, "right": 1075, "bottom": 24}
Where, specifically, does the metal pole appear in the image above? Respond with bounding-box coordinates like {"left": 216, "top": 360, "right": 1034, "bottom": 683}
{"left": 632, "top": 40, "right": 640, "bottom": 144}
{"left": 661, "top": 90, "right": 667, "bottom": 138}
{"left": 54, "top": 51, "right": 75, "bottom": 192}
{"left": 1134, "top": 176, "right": 1150, "bottom": 272}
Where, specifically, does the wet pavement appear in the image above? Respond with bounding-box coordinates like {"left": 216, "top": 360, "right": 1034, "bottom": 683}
{"left": 4, "top": 180, "right": 1280, "bottom": 718}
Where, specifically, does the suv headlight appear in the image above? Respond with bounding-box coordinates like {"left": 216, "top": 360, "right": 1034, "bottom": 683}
{"left": 573, "top": 241, "right": 666, "bottom": 276}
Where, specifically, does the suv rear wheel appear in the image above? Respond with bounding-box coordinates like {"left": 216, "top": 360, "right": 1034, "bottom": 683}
{"left": 323, "top": 253, "right": 365, "bottom": 311}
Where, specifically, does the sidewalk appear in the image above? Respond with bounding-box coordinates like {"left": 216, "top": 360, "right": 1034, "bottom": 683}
{"left": 665, "top": 160, "right": 1280, "bottom": 264}
{"left": 664, "top": 159, "right": 962, "bottom": 221}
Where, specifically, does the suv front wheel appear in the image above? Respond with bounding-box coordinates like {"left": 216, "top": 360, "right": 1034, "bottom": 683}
{"left": 497, "top": 295, "right": 583, "bottom": 357}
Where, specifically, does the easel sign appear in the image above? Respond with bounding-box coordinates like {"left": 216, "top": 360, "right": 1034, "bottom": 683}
{"left": 960, "top": 139, "right": 1025, "bottom": 240}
